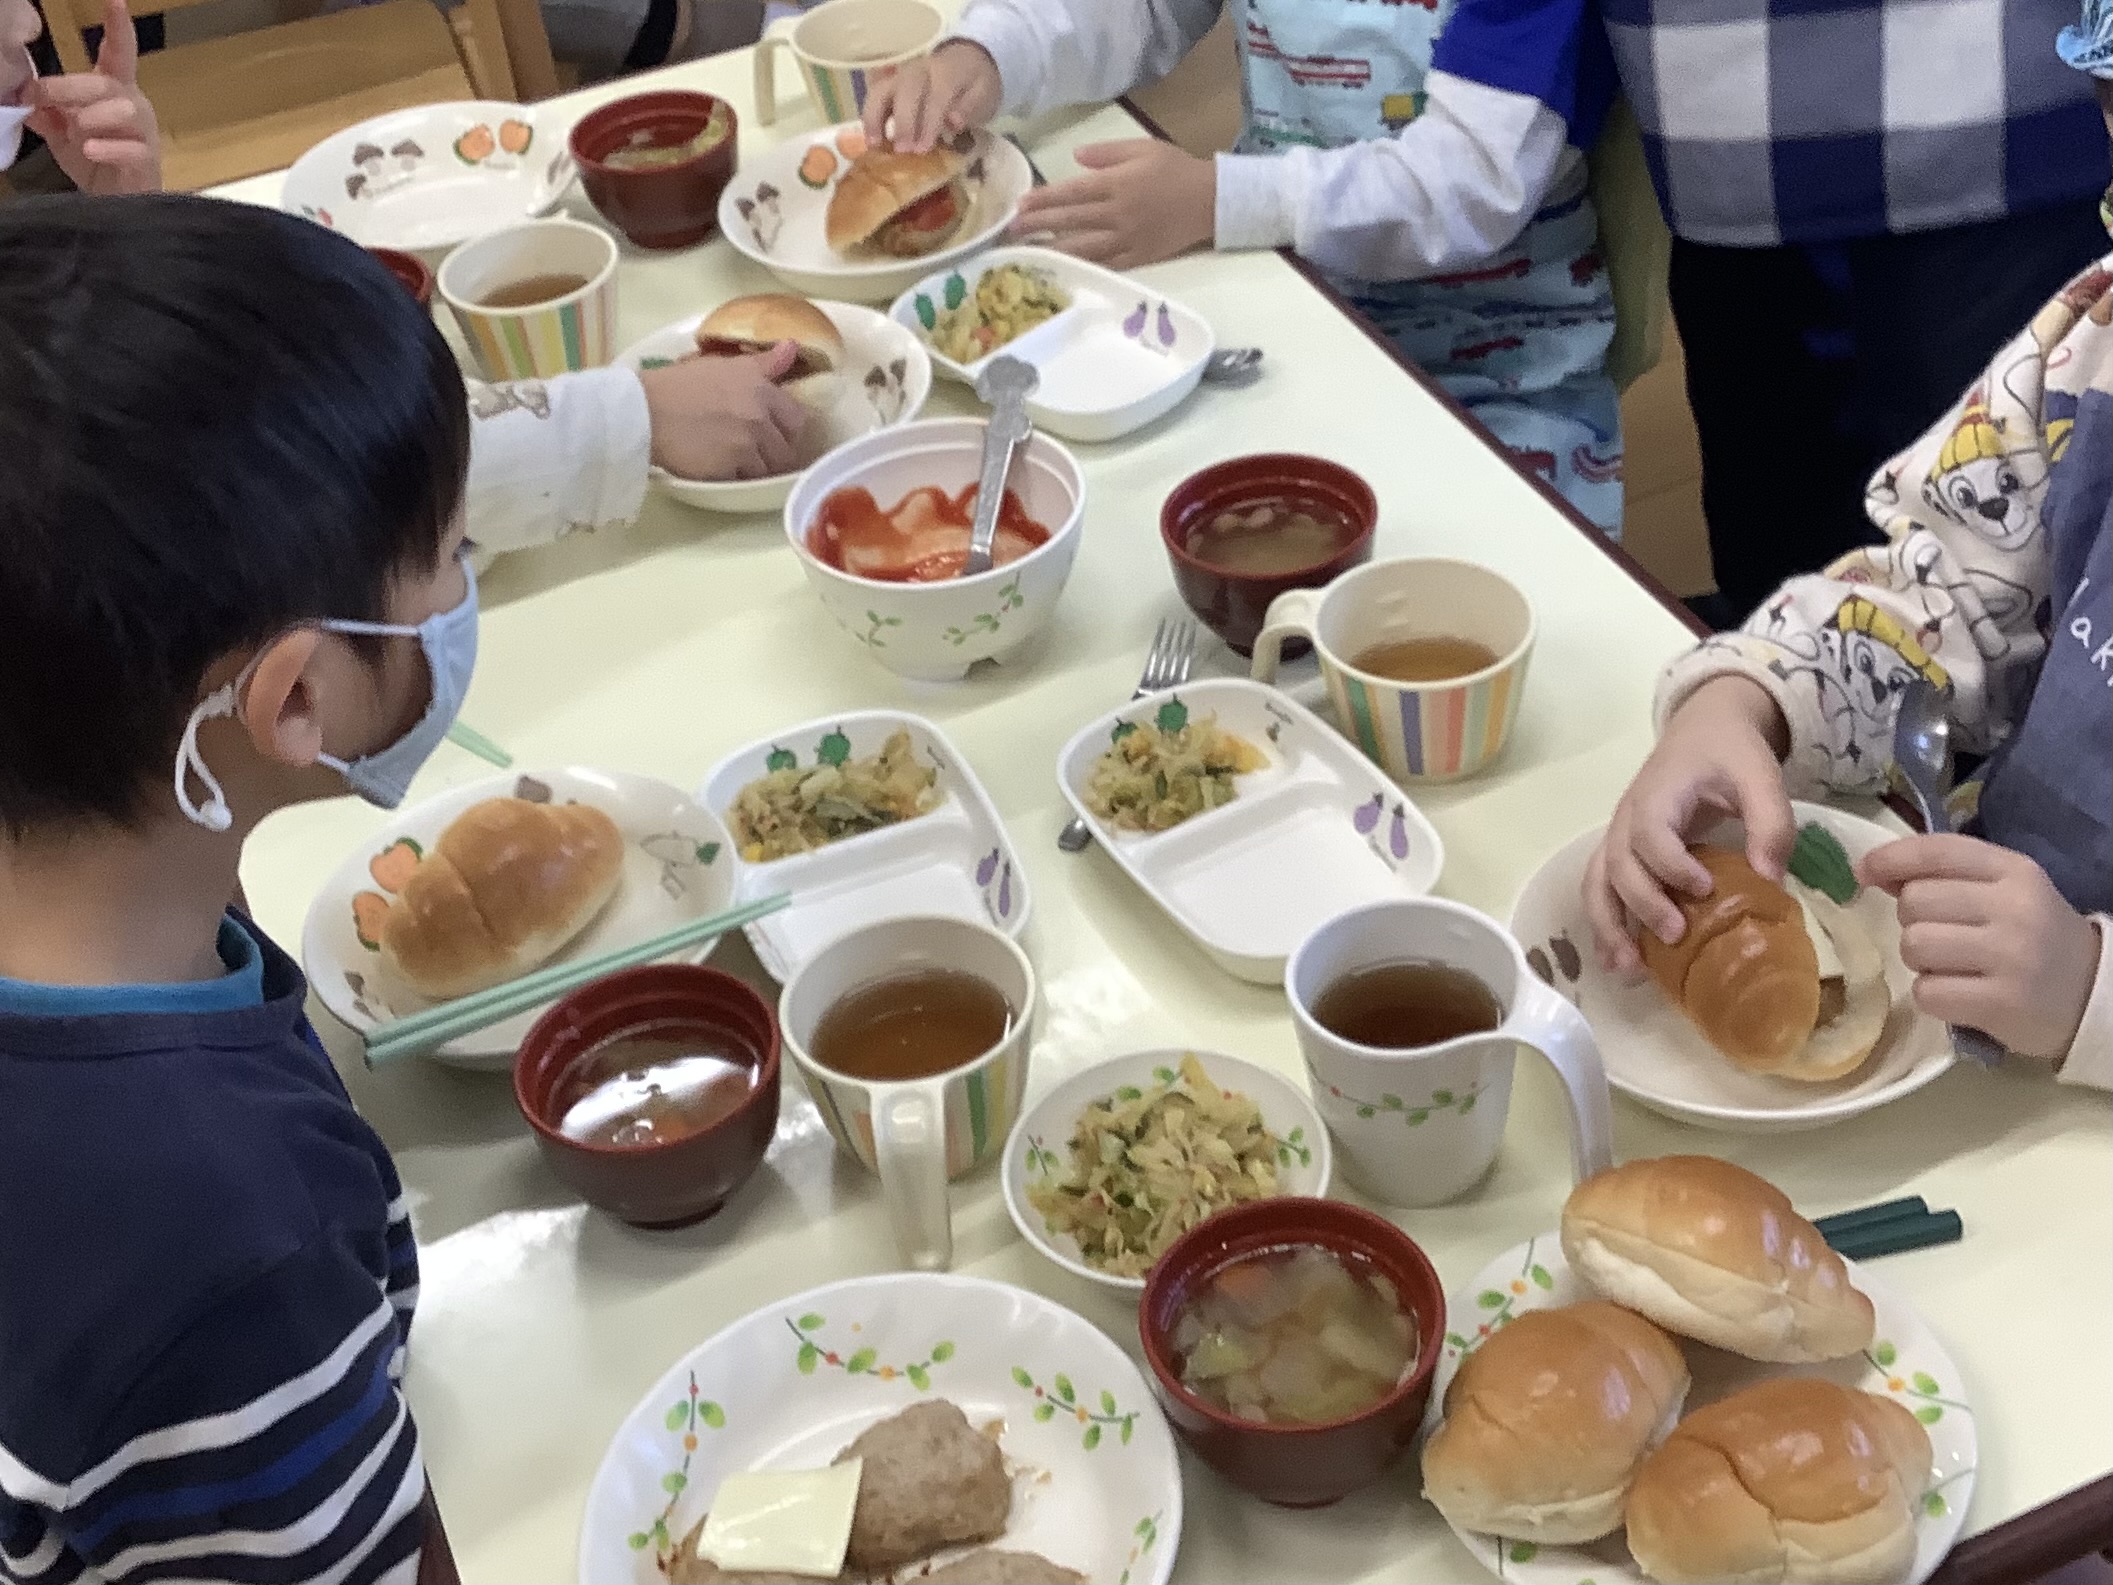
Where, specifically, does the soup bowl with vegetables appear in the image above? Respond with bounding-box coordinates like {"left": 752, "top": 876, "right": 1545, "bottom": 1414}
{"left": 1162, "top": 455, "right": 1377, "bottom": 657}
{"left": 784, "top": 417, "right": 1086, "bottom": 682}
{"left": 570, "top": 90, "right": 738, "bottom": 250}
{"left": 1139, "top": 1197, "right": 1445, "bottom": 1507}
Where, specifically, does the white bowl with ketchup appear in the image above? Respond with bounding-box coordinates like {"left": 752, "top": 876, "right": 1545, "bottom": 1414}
{"left": 785, "top": 417, "right": 1085, "bottom": 682}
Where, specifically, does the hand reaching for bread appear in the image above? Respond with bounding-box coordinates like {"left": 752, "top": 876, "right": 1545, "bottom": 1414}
{"left": 860, "top": 40, "right": 1003, "bottom": 155}
{"left": 1586, "top": 675, "right": 1795, "bottom": 977}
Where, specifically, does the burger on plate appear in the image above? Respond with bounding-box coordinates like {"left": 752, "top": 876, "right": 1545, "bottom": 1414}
{"left": 692, "top": 293, "right": 844, "bottom": 414}
{"left": 825, "top": 146, "right": 972, "bottom": 260}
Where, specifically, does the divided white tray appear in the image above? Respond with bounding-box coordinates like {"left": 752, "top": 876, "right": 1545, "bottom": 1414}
{"left": 889, "top": 246, "right": 1213, "bottom": 442}
{"left": 699, "top": 710, "right": 1030, "bottom": 980}
{"left": 1057, "top": 679, "right": 1444, "bottom": 984}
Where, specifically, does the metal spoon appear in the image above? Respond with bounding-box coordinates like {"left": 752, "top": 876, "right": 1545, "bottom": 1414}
{"left": 962, "top": 356, "right": 1038, "bottom": 578}
{"left": 1891, "top": 679, "right": 2006, "bottom": 1068}
{"left": 1202, "top": 346, "right": 1264, "bottom": 386}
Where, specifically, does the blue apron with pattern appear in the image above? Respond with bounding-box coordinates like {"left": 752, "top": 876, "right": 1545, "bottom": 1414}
{"left": 1232, "top": 0, "right": 1623, "bottom": 533}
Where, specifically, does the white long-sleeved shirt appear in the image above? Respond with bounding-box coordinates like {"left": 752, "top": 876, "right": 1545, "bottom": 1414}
{"left": 462, "top": 367, "right": 652, "bottom": 565}
{"left": 949, "top": 0, "right": 1600, "bottom": 284}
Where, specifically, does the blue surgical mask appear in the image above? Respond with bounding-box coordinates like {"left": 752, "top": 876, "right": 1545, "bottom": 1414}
{"left": 175, "top": 562, "right": 480, "bottom": 831}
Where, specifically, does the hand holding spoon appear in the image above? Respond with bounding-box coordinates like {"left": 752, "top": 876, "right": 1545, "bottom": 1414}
{"left": 962, "top": 356, "right": 1038, "bottom": 578}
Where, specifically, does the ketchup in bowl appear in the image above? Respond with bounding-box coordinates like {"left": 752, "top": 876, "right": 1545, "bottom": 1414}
{"left": 808, "top": 483, "right": 1052, "bottom": 582}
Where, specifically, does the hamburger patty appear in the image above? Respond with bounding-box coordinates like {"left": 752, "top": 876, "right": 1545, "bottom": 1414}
{"left": 834, "top": 1401, "right": 1010, "bottom": 1573}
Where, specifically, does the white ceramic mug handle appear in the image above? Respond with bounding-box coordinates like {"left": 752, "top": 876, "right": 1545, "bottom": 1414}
{"left": 1250, "top": 588, "right": 1325, "bottom": 684}
{"left": 1510, "top": 975, "right": 1615, "bottom": 1186}
{"left": 752, "top": 28, "right": 793, "bottom": 126}
{"left": 873, "top": 1081, "right": 951, "bottom": 1271}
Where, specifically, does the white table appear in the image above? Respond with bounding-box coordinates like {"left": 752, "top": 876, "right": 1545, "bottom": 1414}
{"left": 218, "top": 43, "right": 2113, "bottom": 1585}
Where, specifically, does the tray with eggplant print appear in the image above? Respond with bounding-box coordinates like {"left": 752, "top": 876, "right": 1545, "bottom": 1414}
{"left": 699, "top": 710, "right": 1030, "bottom": 981}
{"left": 889, "top": 246, "right": 1213, "bottom": 443}
{"left": 1056, "top": 679, "right": 1443, "bottom": 983}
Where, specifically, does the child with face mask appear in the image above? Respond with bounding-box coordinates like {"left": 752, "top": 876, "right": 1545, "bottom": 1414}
{"left": 1584, "top": 3, "right": 2113, "bottom": 1085}
{"left": 0, "top": 194, "right": 474, "bottom": 1585}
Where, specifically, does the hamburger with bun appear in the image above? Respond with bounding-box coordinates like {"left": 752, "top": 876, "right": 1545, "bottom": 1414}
{"left": 826, "top": 145, "right": 972, "bottom": 259}
{"left": 1421, "top": 1301, "right": 1689, "bottom": 1544}
{"left": 1561, "top": 1156, "right": 1875, "bottom": 1363}
{"left": 1625, "top": 1377, "right": 1932, "bottom": 1584}
{"left": 377, "top": 797, "right": 625, "bottom": 1002}
{"left": 693, "top": 293, "right": 844, "bottom": 414}
{"left": 1641, "top": 842, "right": 1887, "bottom": 1082}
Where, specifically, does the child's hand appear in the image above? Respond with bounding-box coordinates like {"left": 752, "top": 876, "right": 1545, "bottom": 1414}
{"left": 1584, "top": 674, "right": 1796, "bottom": 977}
{"left": 640, "top": 342, "right": 809, "bottom": 481}
{"left": 861, "top": 40, "right": 1001, "bottom": 153}
{"left": 27, "top": 0, "right": 160, "bottom": 195}
{"left": 1861, "top": 835, "right": 2100, "bottom": 1060}
{"left": 1011, "top": 139, "right": 1214, "bottom": 270}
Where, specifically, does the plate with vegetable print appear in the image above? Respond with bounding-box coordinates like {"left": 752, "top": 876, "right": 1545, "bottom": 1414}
{"left": 1508, "top": 801, "right": 1952, "bottom": 1133}
{"left": 577, "top": 1272, "right": 1183, "bottom": 1585}
{"left": 1421, "top": 1236, "right": 1975, "bottom": 1585}
{"left": 1056, "top": 679, "right": 1444, "bottom": 984}
{"left": 302, "top": 767, "right": 736, "bottom": 1071}
{"left": 281, "top": 101, "right": 570, "bottom": 256}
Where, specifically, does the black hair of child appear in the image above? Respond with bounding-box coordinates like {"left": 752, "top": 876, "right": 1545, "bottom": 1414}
{"left": 0, "top": 193, "right": 471, "bottom": 836}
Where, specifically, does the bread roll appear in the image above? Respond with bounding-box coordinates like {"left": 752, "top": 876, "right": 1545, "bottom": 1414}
{"left": 1641, "top": 845, "right": 1821, "bottom": 1070}
{"left": 825, "top": 147, "right": 968, "bottom": 257}
{"left": 378, "top": 798, "right": 624, "bottom": 1000}
{"left": 1562, "top": 1156, "right": 1874, "bottom": 1363}
{"left": 1421, "top": 1301, "right": 1689, "bottom": 1544}
{"left": 694, "top": 293, "right": 844, "bottom": 412}
{"left": 1626, "top": 1378, "right": 1932, "bottom": 1585}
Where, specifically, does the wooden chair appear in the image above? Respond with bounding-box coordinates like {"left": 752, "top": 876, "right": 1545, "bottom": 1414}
{"left": 39, "top": 0, "right": 557, "bottom": 191}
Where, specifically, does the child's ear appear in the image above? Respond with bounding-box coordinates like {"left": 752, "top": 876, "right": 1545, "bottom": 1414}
{"left": 236, "top": 629, "right": 328, "bottom": 769}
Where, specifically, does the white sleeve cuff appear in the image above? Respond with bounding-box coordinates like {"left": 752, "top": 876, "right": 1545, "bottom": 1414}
{"left": 2056, "top": 917, "right": 2113, "bottom": 1091}
{"left": 1213, "top": 152, "right": 1297, "bottom": 253}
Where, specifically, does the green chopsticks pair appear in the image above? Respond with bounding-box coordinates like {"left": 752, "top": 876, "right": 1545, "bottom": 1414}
{"left": 1814, "top": 1196, "right": 1963, "bottom": 1261}
{"left": 362, "top": 893, "right": 790, "bottom": 1068}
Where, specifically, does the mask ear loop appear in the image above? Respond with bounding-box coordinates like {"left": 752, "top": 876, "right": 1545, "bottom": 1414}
{"left": 174, "top": 656, "right": 261, "bottom": 833}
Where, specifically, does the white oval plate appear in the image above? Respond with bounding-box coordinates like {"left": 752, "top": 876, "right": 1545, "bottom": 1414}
{"left": 1002, "top": 1048, "right": 1331, "bottom": 1296}
{"left": 890, "top": 246, "right": 1214, "bottom": 443}
{"left": 282, "top": 102, "right": 569, "bottom": 255}
{"left": 717, "top": 123, "right": 1032, "bottom": 303}
{"left": 1058, "top": 679, "right": 1445, "bottom": 984}
{"left": 615, "top": 301, "right": 932, "bottom": 515}
{"left": 1421, "top": 1235, "right": 1975, "bottom": 1585}
{"left": 699, "top": 711, "right": 1029, "bottom": 981}
{"left": 578, "top": 1272, "right": 1183, "bottom": 1585}
{"left": 301, "top": 768, "right": 736, "bottom": 1071}
{"left": 1508, "top": 801, "right": 1951, "bottom": 1132}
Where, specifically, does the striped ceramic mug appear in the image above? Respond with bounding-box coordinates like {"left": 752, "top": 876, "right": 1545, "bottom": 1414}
{"left": 435, "top": 217, "right": 619, "bottom": 382}
{"left": 781, "top": 916, "right": 1034, "bottom": 1272}
{"left": 752, "top": 0, "right": 941, "bottom": 126}
{"left": 1252, "top": 558, "right": 1536, "bottom": 783}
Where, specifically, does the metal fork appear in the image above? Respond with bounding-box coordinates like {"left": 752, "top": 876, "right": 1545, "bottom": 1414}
{"left": 1057, "top": 618, "right": 1197, "bottom": 853}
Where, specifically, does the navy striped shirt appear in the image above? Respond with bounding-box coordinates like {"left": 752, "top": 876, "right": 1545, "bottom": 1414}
{"left": 0, "top": 920, "right": 424, "bottom": 1585}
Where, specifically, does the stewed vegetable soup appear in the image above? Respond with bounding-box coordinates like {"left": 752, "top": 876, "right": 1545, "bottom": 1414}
{"left": 1183, "top": 496, "right": 1360, "bottom": 575}
{"left": 1173, "top": 1244, "right": 1418, "bottom": 1424}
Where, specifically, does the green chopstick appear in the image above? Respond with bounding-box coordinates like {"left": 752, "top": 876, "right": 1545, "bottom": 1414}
{"left": 1827, "top": 1210, "right": 1964, "bottom": 1262}
{"left": 1814, "top": 1196, "right": 1928, "bottom": 1241}
{"left": 362, "top": 892, "right": 789, "bottom": 1068}
{"left": 445, "top": 720, "right": 514, "bottom": 768}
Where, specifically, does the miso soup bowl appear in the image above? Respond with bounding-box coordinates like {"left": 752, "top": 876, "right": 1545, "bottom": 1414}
{"left": 1138, "top": 1197, "right": 1445, "bottom": 1507}
{"left": 569, "top": 89, "right": 738, "bottom": 251}
{"left": 513, "top": 964, "right": 781, "bottom": 1229}
{"left": 784, "top": 418, "right": 1086, "bottom": 683}
{"left": 1162, "top": 454, "right": 1377, "bottom": 657}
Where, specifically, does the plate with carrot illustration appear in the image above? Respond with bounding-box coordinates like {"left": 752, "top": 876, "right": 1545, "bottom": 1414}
{"left": 301, "top": 767, "right": 736, "bottom": 1070}
{"left": 282, "top": 101, "right": 572, "bottom": 256}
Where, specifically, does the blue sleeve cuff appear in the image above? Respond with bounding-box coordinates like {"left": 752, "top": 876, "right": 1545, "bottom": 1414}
{"left": 1430, "top": 0, "right": 1616, "bottom": 146}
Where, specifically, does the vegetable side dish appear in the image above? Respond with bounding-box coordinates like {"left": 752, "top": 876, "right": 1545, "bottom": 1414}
{"left": 1083, "top": 699, "right": 1266, "bottom": 833}
{"left": 1028, "top": 1054, "right": 1284, "bottom": 1278}
{"left": 928, "top": 263, "right": 1070, "bottom": 363}
{"left": 728, "top": 729, "right": 938, "bottom": 861}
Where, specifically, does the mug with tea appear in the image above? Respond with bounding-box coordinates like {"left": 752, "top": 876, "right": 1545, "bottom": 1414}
{"left": 1251, "top": 557, "right": 1535, "bottom": 783}
{"left": 1286, "top": 897, "right": 1613, "bottom": 1207}
{"left": 434, "top": 216, "right": 619, "bottom": 382}
{"left": 780, "top": 915, "right": 1035, "bottom": 1270}
{"left": 753, "top": 0, "right": 942, "bottom": 127}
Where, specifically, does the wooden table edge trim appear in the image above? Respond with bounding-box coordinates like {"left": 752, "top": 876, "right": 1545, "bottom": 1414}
{"left": 1113, "top": 94, "right": 1708, "bottom": 645}
{"left": 1108, "top": 91, "right": 2113, "bottom": 1580}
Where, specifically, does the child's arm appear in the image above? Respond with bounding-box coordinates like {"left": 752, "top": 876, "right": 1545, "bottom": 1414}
{"left": 27, "top": 0, "right": 160, "bottom": 195}
{"left": 29, "top": 1244, "right": 427, "bottom": 1584}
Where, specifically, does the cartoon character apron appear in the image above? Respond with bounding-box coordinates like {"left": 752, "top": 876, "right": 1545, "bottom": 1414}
{"left": 1232, "top": 0, "right": 1624, "bottom": 533}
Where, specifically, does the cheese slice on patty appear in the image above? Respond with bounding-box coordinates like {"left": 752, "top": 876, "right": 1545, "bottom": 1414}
{"left": 697, "top": 1459, "right": 862, "bottom": 1578}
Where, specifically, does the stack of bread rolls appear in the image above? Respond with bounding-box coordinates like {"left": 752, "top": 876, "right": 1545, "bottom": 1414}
{"left": 1421, "top": 1156, "right": 1931, "bottom": 1585}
